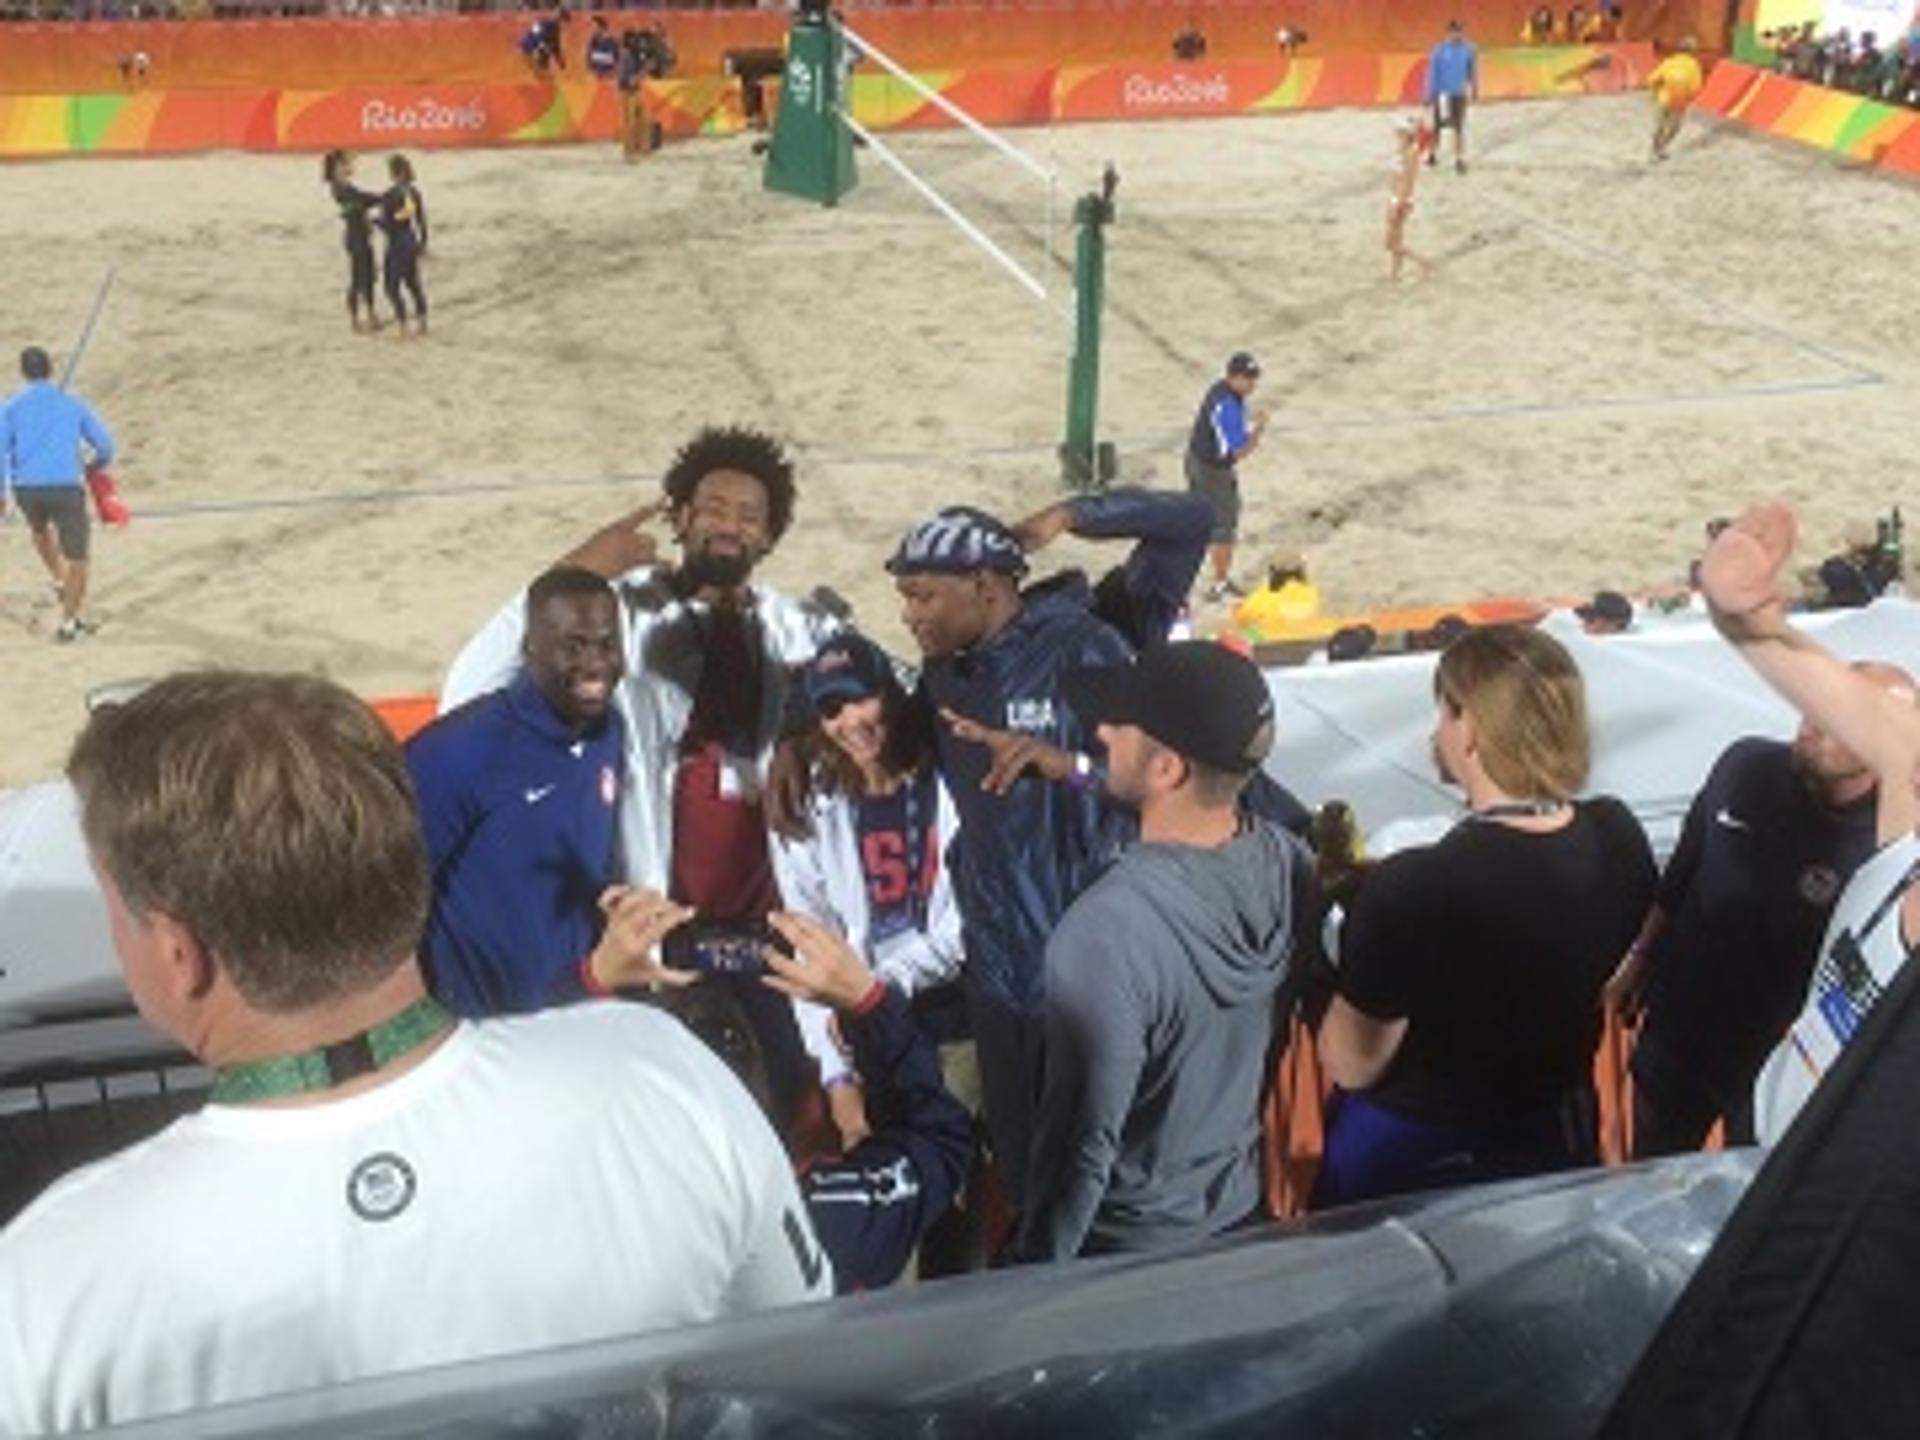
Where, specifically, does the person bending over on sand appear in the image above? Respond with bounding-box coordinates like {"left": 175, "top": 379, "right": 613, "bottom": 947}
{"left": 1386, "top": 116, "right": 1435, "bottom": 283}
{"left": 1648, "top": 36, "right": 1704, "bottom": 161}
{"left": 323, "top": 149, "right": 382, "bottom": 334}
{"left": 379, "top": 154, "right": 430, "bottom": 338}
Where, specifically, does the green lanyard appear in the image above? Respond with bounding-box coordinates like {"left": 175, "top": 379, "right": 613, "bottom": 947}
{"left": 209, "top": 997, "right": 456, "bottom": 1106}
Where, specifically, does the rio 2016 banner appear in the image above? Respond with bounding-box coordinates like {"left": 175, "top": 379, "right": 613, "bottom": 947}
{"left": 0, "top": 82, "right": 627, "bottom": 156}
{"left": 0, "top": 45, "right": 1653, "bottom": 158}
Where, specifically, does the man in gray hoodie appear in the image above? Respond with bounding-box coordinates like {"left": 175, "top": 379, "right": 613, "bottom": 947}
{"left": 1017, "top": 641, "right": 1313, "bottom": 1261}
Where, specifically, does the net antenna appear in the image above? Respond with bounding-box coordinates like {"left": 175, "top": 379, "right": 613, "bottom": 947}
{"left": 836, "top": 20, "right": 1060, "bottom": 302}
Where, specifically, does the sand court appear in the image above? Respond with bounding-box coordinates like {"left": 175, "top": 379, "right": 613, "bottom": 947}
{"left": 3, "top": 91, "right": 1917, "bottom": 786}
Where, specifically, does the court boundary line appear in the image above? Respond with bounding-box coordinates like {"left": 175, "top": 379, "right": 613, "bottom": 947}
{"left": 120, "top": 364, "right": 1884, "bottom": 524}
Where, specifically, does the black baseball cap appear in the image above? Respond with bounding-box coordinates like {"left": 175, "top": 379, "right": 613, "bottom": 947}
{"left": 1065, "top": 641, "right": 1275, "bottom": 774}
{"left": 1576, "top": 590, "right": 1634, "bottom": 626}
{"left": 1226, "top": 351, "right": 1262, "bottom": 378}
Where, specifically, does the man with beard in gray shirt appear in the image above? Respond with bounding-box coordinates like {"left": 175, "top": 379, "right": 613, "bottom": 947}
{"left": 1017, "top": 642, "right": 1315, "bottom": 1261}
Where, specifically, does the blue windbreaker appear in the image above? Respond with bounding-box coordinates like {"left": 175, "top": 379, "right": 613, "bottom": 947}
{"left": 406, "top": 672, "right": 625, "bottom": 1016}
{"left": 922, "top": 487, "right": 1309, "bottom": 1011}
{"left": 919, "top": 489, "right": 1213, "bottom": 1011}
{"left": 802, "top": 983, "right": 973, "bottom": 1292}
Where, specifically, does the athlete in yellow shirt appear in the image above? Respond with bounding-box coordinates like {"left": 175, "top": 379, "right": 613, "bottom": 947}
{"left": 1649, "top": 37, "right": 1704, "bottom": 162}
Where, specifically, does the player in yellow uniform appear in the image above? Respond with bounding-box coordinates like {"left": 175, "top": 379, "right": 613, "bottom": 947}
{"left": 1648, "top": 36, "right": 1704, "bottom": 162}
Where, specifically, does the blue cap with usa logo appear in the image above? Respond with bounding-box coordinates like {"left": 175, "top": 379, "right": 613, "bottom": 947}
{"left": 803, "top": 632, "right": 898, "bottom": 717}
{"left": 885, "top": 506, "right": 1028, "bottom": 578}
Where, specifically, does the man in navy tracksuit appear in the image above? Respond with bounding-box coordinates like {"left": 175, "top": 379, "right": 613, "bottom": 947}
{"left": 407, "top": 567, "right": 629, "bottom": 1015}
{"left": 887, "top": 488, "right": 1255, "bottom": 1214}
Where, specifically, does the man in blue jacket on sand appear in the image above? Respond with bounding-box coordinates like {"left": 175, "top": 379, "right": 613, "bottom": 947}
{"left": 1425, "top": 19, "right": 1479, "bottom": 174}
{"left": 1, "top": 346, "right": 115, "bottom": 643}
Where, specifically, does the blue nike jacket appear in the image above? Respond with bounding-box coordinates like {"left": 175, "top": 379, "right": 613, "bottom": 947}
{"left": 406, "top": 672, "right": 625, "bottom": 1017}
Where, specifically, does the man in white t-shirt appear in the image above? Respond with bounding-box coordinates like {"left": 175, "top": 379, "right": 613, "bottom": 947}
{"left": 0, "top": 671, "right": 831, "bottom": 1437}
{"left": 1698, "top": 505, "right": 1920, "bottom": 1144}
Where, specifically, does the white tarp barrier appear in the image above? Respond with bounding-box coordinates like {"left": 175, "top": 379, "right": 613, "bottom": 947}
{"left": 1266, "top": 598, "right": 1920, "bottom": 859}
{"left": 0, "top": 782, "right": 123, "bottom": 1029}
{"left": 5, "top": 600, "right": 1919, "bottom": 1028}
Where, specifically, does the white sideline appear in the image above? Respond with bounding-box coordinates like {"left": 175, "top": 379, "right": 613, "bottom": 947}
{"left": 840, "top": 110, "right": 1050, "bottom": 302}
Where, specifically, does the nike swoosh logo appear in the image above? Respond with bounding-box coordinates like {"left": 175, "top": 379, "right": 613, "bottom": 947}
{"left": 525, "top": 785, "right": 556, "bottom": 805}
{"left": 1715, "top": 808, "right": 1750, "bottom": 832}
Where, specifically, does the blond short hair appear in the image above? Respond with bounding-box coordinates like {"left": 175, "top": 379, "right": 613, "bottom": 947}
{"left": 1435, "top": 625, "right": 1591, "bottom": 801}
{"left": 67, "top": 671, "right": 429, "bottom": 1014}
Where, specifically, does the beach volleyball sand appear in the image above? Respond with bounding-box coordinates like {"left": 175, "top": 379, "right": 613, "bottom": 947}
{"left": 3, "top": 93, "right": 1917, "bottom": 785}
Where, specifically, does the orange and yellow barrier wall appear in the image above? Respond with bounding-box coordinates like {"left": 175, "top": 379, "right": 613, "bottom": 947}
{"left": 0, "top": 43, "right": 1655, "bottom": 157}
{"left": 1693, "top": 59, "right": 1920, "bottom": 177}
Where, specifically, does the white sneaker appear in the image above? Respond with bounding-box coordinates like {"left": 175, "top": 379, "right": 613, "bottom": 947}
{"left": 55, "top": 617, "right": 96, "bottom": 644}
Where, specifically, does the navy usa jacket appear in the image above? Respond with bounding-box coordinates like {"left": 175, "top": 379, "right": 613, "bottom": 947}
{"left": 406, "top": 672, "right": 624, "bottom": 1017}
{"left": 923, "top": 488, "right": 1309, "bottom": 1011}
{"left": 921, "top": 489, "right": 1214, "bottom": 1013}
{"left": 802, "top": 983, "right": 973, "bottom": 1292}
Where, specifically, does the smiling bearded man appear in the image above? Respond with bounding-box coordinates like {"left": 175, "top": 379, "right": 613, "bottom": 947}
{"left": 438, "top": 427, "right": 841, "bottom": 1122}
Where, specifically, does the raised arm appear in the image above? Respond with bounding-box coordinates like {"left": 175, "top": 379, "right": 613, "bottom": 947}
{"left": 558, "top": 500, "right": 665, "bottom": 578}
{"left": 1062, "top": 488, "right": 1213, "bottom": 647}
{"left": 1701, "top": 504, "right": 1920, "bottom": 845}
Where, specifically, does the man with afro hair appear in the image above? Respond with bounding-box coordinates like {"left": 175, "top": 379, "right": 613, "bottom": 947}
{"left": 442, "top": 426, "right": 840, "bottom": 1119}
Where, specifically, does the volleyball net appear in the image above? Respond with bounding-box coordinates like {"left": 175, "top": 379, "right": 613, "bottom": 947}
{"left": 836, "top": 22, "right": 1062, "bottom": 304}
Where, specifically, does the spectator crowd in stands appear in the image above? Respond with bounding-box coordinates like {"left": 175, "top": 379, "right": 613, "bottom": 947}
{"left": 1765, "top": 19, "right": 1920, "bottom": 108}
{"left": 1519, "top": 2, "right": 1625, "bottom": 45}
{"left": 0, "top": 0, "right": 763, "bottom": 22}
{"left": 1, "top": 401, "right": 1916, "bottom": 1431}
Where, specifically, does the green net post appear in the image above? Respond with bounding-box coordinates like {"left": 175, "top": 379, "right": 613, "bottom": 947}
{"left": 1060, "top": 166, "right": 1118, "bottom": 491}
{"left": 763, "top": 17, "right": 857, "bottom": 207}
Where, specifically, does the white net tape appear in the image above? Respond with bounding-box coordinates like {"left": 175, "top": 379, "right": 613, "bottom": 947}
{"left": 837, "top": 21, "right": 1060, "bottom": 303}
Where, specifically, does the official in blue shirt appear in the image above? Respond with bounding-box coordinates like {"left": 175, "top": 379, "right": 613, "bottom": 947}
{"left": 1, "top": 346, "right": 115, "bottom": 643}
{"left": 1424, "top": 19, "right": 1480, "bottom": 173}
{"left": 1184, "top": 351, "right": 1269, "bottom": 603}
{"left": 407, "top": 567, "right": 632, "bottom": 1016}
